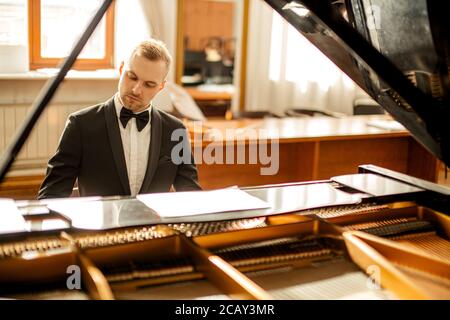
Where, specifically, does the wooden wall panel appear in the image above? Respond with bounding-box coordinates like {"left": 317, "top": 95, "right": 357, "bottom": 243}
{"left": 195, "top": 142, "right": 316, "bottom": 189}
{"left": 316, "top": 138, "right": 410, "bottom": 180}
{"left": 184, "top": 0, "right": 235, "bottom": 51}
{"left": 0, "top": 106, "right": 4, "bottom": 151}
{"left": 407, "top": 138, "right": 440, "bottom": 181}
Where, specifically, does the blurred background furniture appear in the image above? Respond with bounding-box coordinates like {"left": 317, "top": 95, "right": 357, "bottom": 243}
{"left": 285, "top": 108, "right": 345, "bottom": 118}
{"left": 353, "top": 98, "right": 385, "bottom": 115}
{"left": 227, "top": 110, "right": 281, "bottom": 120}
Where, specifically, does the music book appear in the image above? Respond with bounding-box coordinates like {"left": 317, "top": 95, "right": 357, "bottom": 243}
{"left": 137, "top": 187, "right": 271, "bottom": 218}
{"left": 366, "top": 119, "right": 405, "bottom": 131}
{"left": 0, "top": 199, "right": 27, "bottom": 234}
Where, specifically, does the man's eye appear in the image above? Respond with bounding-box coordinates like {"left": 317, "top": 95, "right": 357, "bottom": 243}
{"left": 128, "top": 73, "right": 137, "bottom": 80}
{"left": 145, "top": 83, "right": 156, "bottom": 88}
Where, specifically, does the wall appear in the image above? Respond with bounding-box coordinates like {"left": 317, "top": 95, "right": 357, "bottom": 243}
{"left": 183, "top": 0, "right": 235, "bottom": 51}
{"left": 0, "top": 77, "right": 118, "bottom": 176}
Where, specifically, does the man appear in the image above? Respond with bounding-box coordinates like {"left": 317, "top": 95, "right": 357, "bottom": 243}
{"left": 38, "top": 39, "right": 201, "bottom": 199}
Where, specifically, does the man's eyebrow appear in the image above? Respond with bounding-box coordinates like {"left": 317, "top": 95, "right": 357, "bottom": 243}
{"left": 127, "top": 70, "right": 137, "bottom": 77}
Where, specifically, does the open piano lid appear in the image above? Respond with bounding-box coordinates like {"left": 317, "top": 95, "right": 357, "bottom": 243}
{"left": 263, "top": 0, "right": 450, "bottom": 167}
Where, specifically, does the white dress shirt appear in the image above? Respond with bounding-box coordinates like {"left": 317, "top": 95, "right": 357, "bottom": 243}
{"left": 114, "top": 94, "right": 151, "bottom": 196}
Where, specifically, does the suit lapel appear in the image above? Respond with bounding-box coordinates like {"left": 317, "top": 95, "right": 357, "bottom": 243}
{"left": 139, "top": 108, "right": 162, "bottom": 193}
{"left": 104, "top": 98, "right": 131, "bottom": 195}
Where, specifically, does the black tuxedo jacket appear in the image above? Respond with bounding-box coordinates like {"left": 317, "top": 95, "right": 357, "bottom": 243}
{"left": 38, "top": 97, "right": 201, "bottom": 199}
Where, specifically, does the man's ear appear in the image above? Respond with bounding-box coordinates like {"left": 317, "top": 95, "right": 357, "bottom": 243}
{"left": 159, "top": 80, "right": 167, "bottom": 90}
{"left": 119, "top": 61, "right": 124, "bottom": 75}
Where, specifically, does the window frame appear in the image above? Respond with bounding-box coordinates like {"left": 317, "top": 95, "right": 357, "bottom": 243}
{"left": 28, "top": 0, "right": 115, "bottom": 70}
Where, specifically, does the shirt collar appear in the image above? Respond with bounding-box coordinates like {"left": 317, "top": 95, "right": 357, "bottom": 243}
{"left": 114, "top": 93, "right": 153, "bottom": 119}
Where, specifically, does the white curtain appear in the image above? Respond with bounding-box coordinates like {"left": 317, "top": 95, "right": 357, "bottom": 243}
{"left": 114, "top": 0, "right": 177, "bottom": 82}
{"left": 138, "top": 0, "right": 178, "bottom": 82}
{"left": 245, "top": 0, "right": 369, "bottom": 115}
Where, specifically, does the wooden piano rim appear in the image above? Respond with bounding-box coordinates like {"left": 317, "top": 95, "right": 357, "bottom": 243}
{"left": 343, "top": 230, "right": 450, "bottom": 300}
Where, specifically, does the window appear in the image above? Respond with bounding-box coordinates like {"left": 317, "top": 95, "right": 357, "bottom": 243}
{"left": 0, "top": 0, "right": 27, "bottom": 45}
{"left": 269, "top": 11, "right": 353, "bottom": 91}
{"left": 28, "top": 0, "right": 115, "bottom": 70}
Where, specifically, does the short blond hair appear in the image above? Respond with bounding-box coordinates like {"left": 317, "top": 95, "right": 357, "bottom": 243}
{"left": 130, "top": 39, "right": 172, "bottom": 70}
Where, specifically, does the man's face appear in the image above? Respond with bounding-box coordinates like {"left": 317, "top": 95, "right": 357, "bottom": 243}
{"left": 118, "top": 53, "right": 167, "bottom": 113}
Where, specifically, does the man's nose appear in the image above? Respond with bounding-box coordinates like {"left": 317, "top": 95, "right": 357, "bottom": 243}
{"left": 131, "top": 81, "right": 143, "bottom": 95}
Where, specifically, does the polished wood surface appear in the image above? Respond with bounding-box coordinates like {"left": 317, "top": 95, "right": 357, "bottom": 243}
{"left": 188, "top": 115, "right": 439, "bottom": 189}
{"left": 184, "top": 87, "right": 232, "bottom": 101}
{"left": 192, "top": 115, "right": 410, "bottom": 142}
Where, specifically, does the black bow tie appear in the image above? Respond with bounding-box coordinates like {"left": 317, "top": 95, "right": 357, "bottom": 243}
{"left": 119, "top": 107, "right": 149, "bottom": 132}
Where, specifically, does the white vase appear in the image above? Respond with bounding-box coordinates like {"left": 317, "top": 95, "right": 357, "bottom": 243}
{"left": 0, "top": 45, "right": 29, "bottom": 73}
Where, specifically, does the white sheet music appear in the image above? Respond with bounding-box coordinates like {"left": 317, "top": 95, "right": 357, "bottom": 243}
{"left": 0, "top": 199, "right": 27, "bottom": 234}
{"left": 366, "top": 119, "right": 405, "bottom": 131}
{"left": 137, "top": 187, "right": 271, "bottom": 218}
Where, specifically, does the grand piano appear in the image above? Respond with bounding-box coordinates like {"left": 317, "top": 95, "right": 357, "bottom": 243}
{"left": 0, "top": 0, "right": 449, "bottom": 300}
